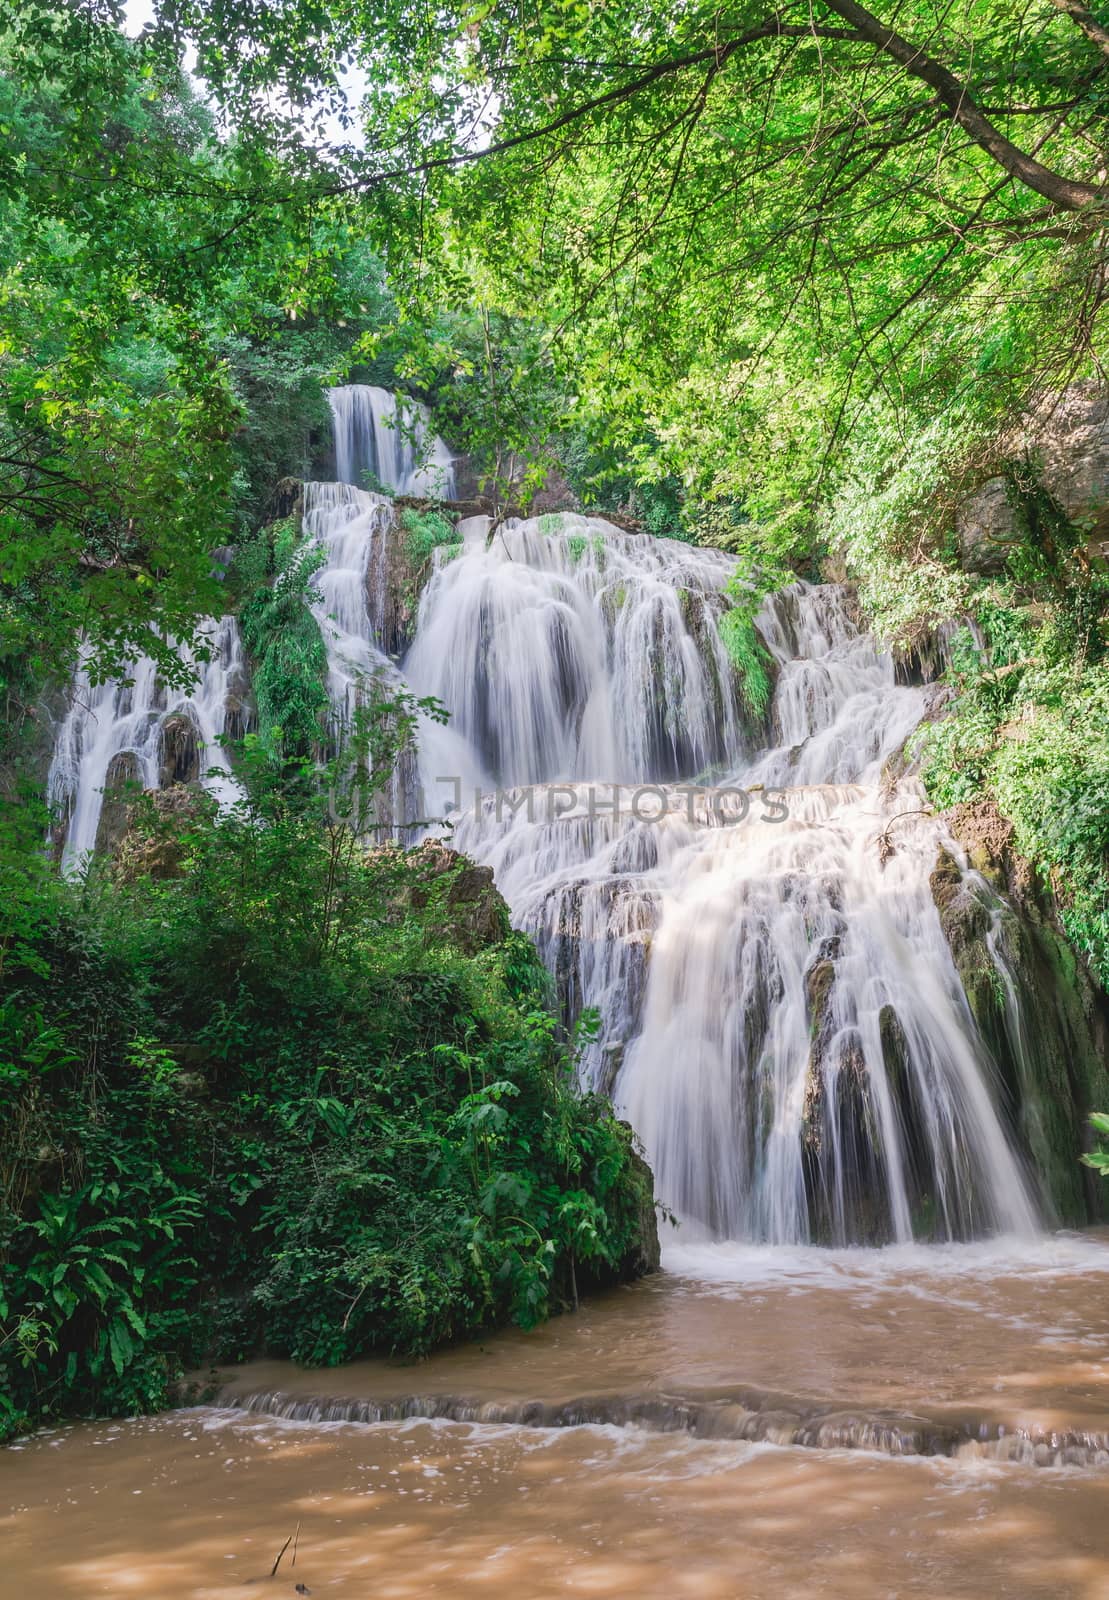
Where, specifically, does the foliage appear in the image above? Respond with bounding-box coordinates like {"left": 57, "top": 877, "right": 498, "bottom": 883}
{"left": 1083, "top": 1113, "right": 1109, "bottom": 1179}
{"left": 161, "top": 0, "right": 1109, "bottom": 550}
{"left": 235, "top": 514, "right": 329, "bottom": 757}
{"left": 0, "top": 707, "right": 653, "bottom": 1438}
{"left": 401, "top": 506, "right": 459, "bottom": 571}
{"left": 718, "top": 577, "right": 773, "bottom": 721}
{"left": 914, "top": 601, "right": 1109, "bottom": 985}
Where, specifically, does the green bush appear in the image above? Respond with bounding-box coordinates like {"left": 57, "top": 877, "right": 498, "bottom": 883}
{"left": 718, "top": 577, "right": 773, "bottom": 720}
{"left": 914, "top": 608, "right": 1109, "bottom": 985}
{"left": 402, "top": 506, "right": 459, "bottom": 570}
{"left": 0, "top": 709, "right": 653, "bottom": 1438}
{"left": 235, "top": 514, "right": 329, "bottom": 756}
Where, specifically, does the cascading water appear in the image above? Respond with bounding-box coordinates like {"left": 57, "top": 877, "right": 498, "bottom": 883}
{"left": 46, "top": 387, "right": 1041, "bottom": 1243}
{"left": 403, "top": 514, "right": 748, "bottom": 786}
{"left": 299, "top": 480, "right": 477, "bottom": 829}
{"left": 48, "top": 616, "right": 246, "bottom": 870}
{"left": 49, "top": 386, "right": 456, "bottom": 860}
{"left": 405, "top": 514, "right": 1040, "bottom": 1246}
{"left": 287, "top": 417, "right": 1041, "bottom": 1242}
{"left": 328, "top": 384, "right": 455, "bottom": 499}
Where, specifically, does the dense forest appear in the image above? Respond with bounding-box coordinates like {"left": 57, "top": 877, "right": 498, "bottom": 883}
{"left": 2, "top": 0, "right": 1108, "bottom": 1449}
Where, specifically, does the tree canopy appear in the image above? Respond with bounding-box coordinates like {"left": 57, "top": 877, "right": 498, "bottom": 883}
{"left": 139, "top": 0, "right": 1107, "bottom": 535}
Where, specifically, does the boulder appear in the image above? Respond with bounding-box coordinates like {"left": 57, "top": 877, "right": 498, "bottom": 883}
{"left": 266, "top": 476, "right": 305, "bottom": 523}
{"left": 955, "top": 383, "right": 1109, "bottom": 574}
{"left": 365, "top": 510, "right": 425, "bottom": 656}
{"left": 113, "top": 785, "right": 212, "bottom": 883}
{"left": 94, "top": 751, "right": 143, "bottom": 854}
{"left": 955, "top": 476, "right": 1018, "bottom": 575}
{"left": 402, "top": 840, "right": 512, "bottom": 954}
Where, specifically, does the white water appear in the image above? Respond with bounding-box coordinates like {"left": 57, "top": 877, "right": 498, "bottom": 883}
{"left": 403, "top": 511, "right": 1039, "bottom": 1246}
{"left": 300, "top": 480, "right": 478, "bottom": 828}
{"left": 256, "top": 399, "right": 1044, "bottom": 1245}
{"left": 328, "top": 384, "right": 455, "bottom": 498}
{"left": 48, "top": 617, "right": 245, "bottom": 870}
{"left": 49, "top": 388, "right": 456, "bottom": 860}
{"left": 47, "top": 390, "right": 1042, "bottom": 1246}
{"left": 404, "top": 513, "right": 748, "bottom": 786}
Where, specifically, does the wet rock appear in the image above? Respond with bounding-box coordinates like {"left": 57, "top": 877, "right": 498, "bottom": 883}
{"left": 802, "top": 1032, "right": 895, "bottom": 1246}
{"left": 804, "top": 954, "right": 838, "bottom": 1042}
{"left": 579, "top": 1132, "right": 661, "bottom": 1285}
{"left": 596, "top": 1042, "right": 625, "bottom": 1100}
{"left": 931, "top": 811, "right": 1109, "bottom": 1224}
{"left": 365, "top": 509, "right": 427, "bottom": 656}
{"left": 528, "top": 468, "right": 580, "bottom": 517}
{"left": 880, "top": 684, "right": 953, "bottom": 791}
{"left": 222, "top": 663, "right": 253, "bottom": 742}
{"left": 94, "top": 750, "right": 142, "bottom": 854}
{"left": 159, "top": 712, "right": 201, "bottom": 787}
{"left": 892, "top": 619, "right": 979, "bottom": 685}
{"left": 266, "top": 476, "right": 305, "bottom": 522}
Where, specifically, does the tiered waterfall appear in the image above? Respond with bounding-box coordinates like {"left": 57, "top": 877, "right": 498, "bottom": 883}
{"left": 50, "top": 387, "right": 1043, "bottom": 1245}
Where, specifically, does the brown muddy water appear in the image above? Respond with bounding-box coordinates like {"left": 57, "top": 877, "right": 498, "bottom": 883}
{"left": 5, "top": 1236, "right": 1109, "bottom": 1598}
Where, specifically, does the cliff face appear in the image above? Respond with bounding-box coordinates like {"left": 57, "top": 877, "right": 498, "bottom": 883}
{"left": 932, "top": 800, "right": 1109, "bottom": 1225}
{"left": 955, "top": 382, "right": 1109, "bottom": 575}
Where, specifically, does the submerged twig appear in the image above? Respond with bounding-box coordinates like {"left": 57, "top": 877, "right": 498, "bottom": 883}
{"left": 270, "top": 1535, "right": 292, "bottom": 1578}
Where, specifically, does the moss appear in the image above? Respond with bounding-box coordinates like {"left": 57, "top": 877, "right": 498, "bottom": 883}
{"left": 718, "top": 594, "right": 773, "bottom": 720}
{"left": 930, "top": 835, "right": 1109, "bottom": 1225}
{"left": 401, "top": 506, "right": 457, "bottom": 569}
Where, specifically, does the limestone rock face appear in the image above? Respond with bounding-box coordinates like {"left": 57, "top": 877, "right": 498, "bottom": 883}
{"left": 1017, "top": 384, "right": 1109, "bottom": 541}
{"left": 955, "top": 477, "right": 1018, "bottom": 576}
{"left": 955, "top": 383, "right": 1109, "bottom": 574}
{"left": 159, "top": 713, "right": 201, "bottom": 787}
{"left": 366, "top": 509, "right": 425, "bottom": 657}
{"left": 402, "top": 840, "right": 512, "bottom": 954}
{"left": 94, "top": 751, "right": 142, "bottom": 854}
{"left": 266, "top": 476, "right": 305, "bottom": 523}
{"left": 932, "top": 803, "right": 1109, "bottom": 1224}
{"left": 113, "top": 785, "right": 211, "bottom": 883}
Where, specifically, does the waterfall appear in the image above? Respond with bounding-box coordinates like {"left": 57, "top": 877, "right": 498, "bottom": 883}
{"left": 45, "top": 387, "right": 1042, "bottom": 1245}
{"left": 300, "top": 481, "right": 481, "bottom": 829}
{"left": 301, "top": 481, "right": 404, "bottom": 735}
{"left": 419, "top": 520, "right": 1040, "bottom": 1245}
{"left": 404, "top": 513, "right": 750, "bottom": 787}
{"left": 327, "top": 385, "right": 455, "bottom": 498}
{"left": 277, "top": 462, "right": 1040, "bottom": 1243}
{"left": 48, "top": 617, "right": 246, "bottom": 870}
{"left": 48, "top": 383, "right": 456, "bottom": 860}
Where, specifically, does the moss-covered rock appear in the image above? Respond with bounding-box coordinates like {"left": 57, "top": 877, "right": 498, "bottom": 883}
{"left": 94, "top": 751, "right": 143, "bottom": 854}
{"left": 932, "top": 804, "right": 1109, "bottom": 1224}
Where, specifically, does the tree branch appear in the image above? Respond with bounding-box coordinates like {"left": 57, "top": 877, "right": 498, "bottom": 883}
{"left": 819, "top": 0, "right": 1108, "bottom": 210}
{"left": 332, "top": 19, "right": 866, "bottom": 194}
{"left": 1050, "top": 0, "right": 1109, "bottom": 60}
